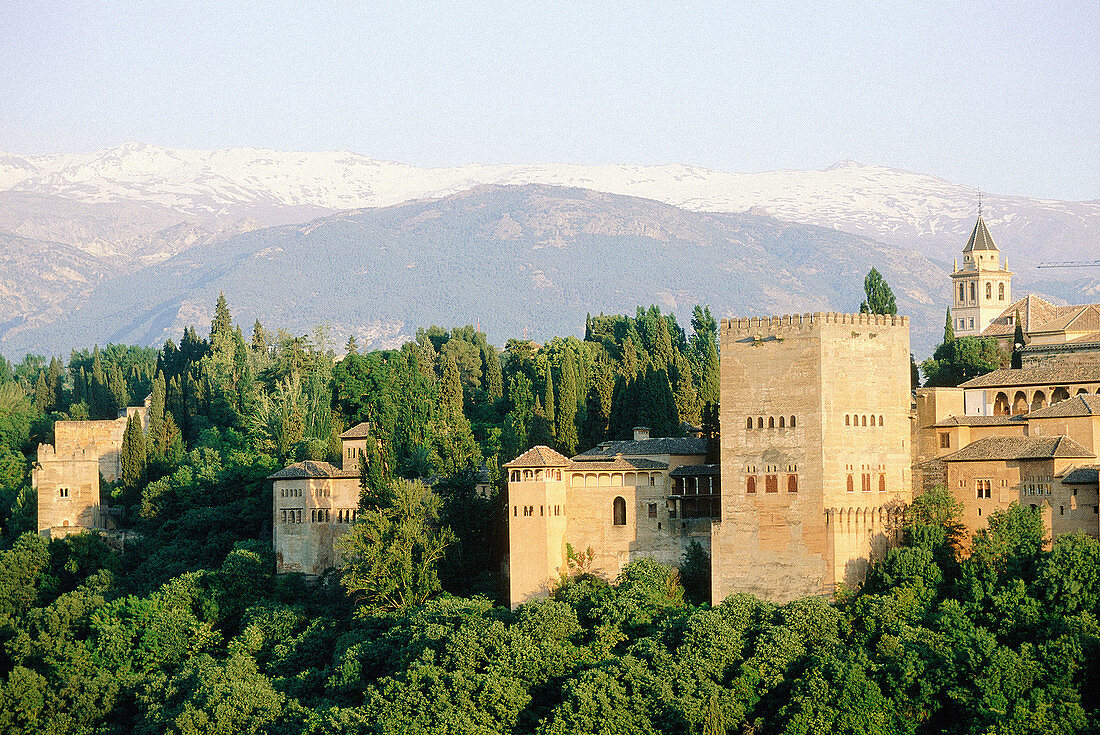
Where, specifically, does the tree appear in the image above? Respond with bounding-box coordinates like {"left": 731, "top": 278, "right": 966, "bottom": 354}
{"left": 1011, "top": 308, "right": 1026, "bottom": 369}
{"left": 555, "top": 356, "right": 579, "bottom": 456}
{"left": 921, "top": 336, "right": 1005, "bottom": 387}
{"left": 210, "top": 292, "right": 233, "bottom": 344}
{"left": 337, "top": 478, "right": 455, "bottom": 615}
{"left": 120, "top": 413, "right": 147, "bottom": 505}
{"left": 859, "top": 268, "right": 897, "bottom": 315}
{"left": 943, "top": 308, "right": 955, "bottom": 344}
{"left": 702, "top": 402, "right": 720, "bottom": 464}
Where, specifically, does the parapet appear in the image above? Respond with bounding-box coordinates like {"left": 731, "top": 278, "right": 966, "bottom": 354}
{"left": 721, "top": 312, "right": 909, "bottom": 336}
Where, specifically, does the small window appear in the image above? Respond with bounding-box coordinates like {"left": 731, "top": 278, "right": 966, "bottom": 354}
{"left": 985, "top": 282, "right": 992, "bottom": 299}
{"left": 878, "top": 415, "right": 884, "bottom": 426}
{"left": 847, "top": 474, "right": 854, "bottom": 492}
{"left": 513, "top": 506, "right": 517, "bottom": 516}
{"left": 862, "top": 415, "right": 867, "bottom": 427}
{"left": 788, "top": 475, "right": 798, "bottom": 493}
{"left": 747, "top": 417, "right": 753, "bottom": 430}
{"left": 757, "top": 417, "right": 764, "bottom": 429}
{"left": 940, "top": 433, "right": 950, "bottom": 448}
{"left": 613, "top": 497, "right": 627, "bottom": 526}
{"left": 648, "top": 503, "right": 657, "bottom": 519}
{"left": 999, "top": 283, "right": 1005, "bottom": 300}
{"left": 845, "top": 415, "right": 850, "bottom": 426}
{"left": 790, "top": 416, "right": 796, "bottom": 428}
{"left": 59, "top": 487, "right": 69, "bottom": 498}
{"left": 878, "top": 474, "right": 886, "bottom": 492}
{"left": 747, "top": 476, "right": 756, "bottom": 494}
{"left": 969, "top": 318, "right": 974, "bottom": 329}
{"left": 768, "top": 416, "right": 775, "bottom": 429}
{"left": 779, "top": 416, "right": 785, "bottom": 428}
{"left": 765, "top": 475, "right": 778, "bottom": 493}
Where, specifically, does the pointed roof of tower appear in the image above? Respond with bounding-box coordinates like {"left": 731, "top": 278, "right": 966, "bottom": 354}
{"left": 963, "top": 215, "right": 998, "bottom": 253}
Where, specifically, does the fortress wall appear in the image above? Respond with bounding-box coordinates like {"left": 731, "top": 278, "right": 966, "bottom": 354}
{"left": 713, "top": 314, "right": 912, "bottom": 602}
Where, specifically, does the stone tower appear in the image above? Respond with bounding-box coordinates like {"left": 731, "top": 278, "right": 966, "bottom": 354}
{"left": 710, "top": 313, "right": 912, "bottom": 603}
{"left": 505, "top": 446, "right": 570, "bottom": 607}
{"left": 951, "top": 215, "right": 1012, "bottom": 337}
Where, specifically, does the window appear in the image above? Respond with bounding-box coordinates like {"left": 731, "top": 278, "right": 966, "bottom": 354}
{"left": 976, "top": 480, "right": 992, "bottom": 499}
{"left": 862, "top": 473, "right": 871, "bottom": 492}
{"left": 765, "top": 475, "right": 778, "bottom": 493}
{"left": 747, "top": 476, "right": 757, "bottom": 494}
{"left": 790, "top": 416, "right": 796, "bottom": 428}
{"left": 788, "top": 475, "right": 798, "bottom": 493}
{"left": 879, "top": 474, "right": 886, "bottom": 492}
{"left": 59, "top": 487, "right": 69, "bottom": 498}
{"left": 613, "top": 497, "right": 627, "bottom": 526}
{"left": 746, "top": 417, "right": 753, "bottom": 429}
{"left": 757, "top": 417, "right": 764, "bottom": 429}
{"left": 985, "top": 282, "right": 992, "bottom": 299}
{"left": 958, "top": 319, "right": 965, "bottom": 330}
{"left": 281, "top": 509, "right": 287, "bottom": 523}
{"left": 969, "top": 282, "right": 975, "bottom": 301}
{"left": 940, "top": 433, "right": 950, "bottom": 448}
{"left": 969, "top": 318, "right": 974, "bottom": 329}
{"left": 845, "top": 415, "right": 850, "bottom": 426}
{"left": 999, "top": 283, "right": 1005, "bottom": 300}
{"left": 862, "top": 415, "right": 867, "bottom": 426}
{"left": 847, "top": 474, "right": 854, "bottom": 492}
{"left": 648, "top": 503, "right": 657, "bottom": 519}
{"left": 959, "top": 283, "right": 965, "bottom": 302}
{"left": 513, "top": 506, "right": 517, "bottom": 516}
{"left": 779, "top": 416, "right": 785, "bottom": 428}
{"left": 878, "top": 415, "right": 884, "bottom": 426}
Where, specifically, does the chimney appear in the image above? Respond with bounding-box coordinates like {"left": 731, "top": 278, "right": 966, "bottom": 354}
{"left": 633, "top": 426, "right": 650, "bottom": 441}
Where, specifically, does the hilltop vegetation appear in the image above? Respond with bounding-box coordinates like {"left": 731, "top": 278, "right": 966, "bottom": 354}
{"left": 0, "top": 297, "right": 1094, "bottom": 734}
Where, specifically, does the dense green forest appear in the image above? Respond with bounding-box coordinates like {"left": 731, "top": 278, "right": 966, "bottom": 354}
{"left": 0, "top": 297, "right": 1095, "bottom": 734}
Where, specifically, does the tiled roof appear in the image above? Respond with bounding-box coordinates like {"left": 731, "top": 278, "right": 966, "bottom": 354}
{"left": 943, "top": 436, "right": 1095, "bottom": 462}
{"left": 962, "top": 216, "right": 998, "bottom": 253}
{"left": 573, "top": 436, "right": 707, "bottom": 459}
{"left": 504, "top": 445, "right": 572, "bottom": 468}
{"left": 1025, "top": 394, "right": 1100, "bottom": 419}
{"left": 1059, "top": 465, "right": 1099, "bottom": 485}
{"left": 958, "top": 366, "right": 1100, "bottom": 389}
{"left": 269, "top": 461, "right": 358, "bottom": 479}
{"left": 339, "top": 422, "right": 371, "bottom": 438}
{"left": 670, "top": 463, "right": 720, "bottom": 477}
{"left": 933, "top": 415, "right": 1026, "bottom": 427}
{"left": 1031, "top": 304, "right": 1100, "bottom": 336}
{"left": 570, "top": 457, "right": 668, "bottom": 471}
{"left": 1068, "top": 331, "right": 1100, "bottom": 345}
{"left": 981, "top": 294, "right": 1071, "bottom": 338}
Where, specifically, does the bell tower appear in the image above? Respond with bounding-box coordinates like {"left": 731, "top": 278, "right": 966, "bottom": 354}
{"left": 950, "top": 207, "right": 1011, "bottom": 337}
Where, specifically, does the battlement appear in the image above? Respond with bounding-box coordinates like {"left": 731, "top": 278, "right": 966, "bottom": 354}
{"left": 721, "top": 312, "right": 909, "bottom": 335}
{"left": 36, "top": 443, "right": 98, "bottom": 463}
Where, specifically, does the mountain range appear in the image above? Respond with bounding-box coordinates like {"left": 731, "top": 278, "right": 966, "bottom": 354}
{"left": 0, "top": 144, "right": 1096, "bottom": 359}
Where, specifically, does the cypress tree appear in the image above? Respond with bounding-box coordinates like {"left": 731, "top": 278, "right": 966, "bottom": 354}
{"left": 943, "top": 308, "right": 955, "bottom": 344}
{"left": 1011, "top": 308, "right": 1026, "bottom": 369}
{"left": 108, "top": 363, "right": 129, "bottom": 415}
{"left": 252, "top": 320, "right": 267, "bottom": 353}
{"left": 859, "top": 268, "right": 898, "bottom": 315}
{"left": 696, "top": 338, "right": 720, "bottom": 408}
{"left": 672, "top": 352, "right": 700, "bottom": 426}
{"left": 555, "top": 356, "right": 579, "bottom": 456}
{"left": 120, "top": 413, "right": 147, "bottom": 496}
{"left": 541, "top": 369, "right": 556, "bottom": 438}
{"left": 210, "top": 292, "right": 233, "bottom": 343}
{"left": 33, "top": 373, "right": 50, "bottom": 412}
{"left": 46, "top": 357, "right": 63, "bottom": 411}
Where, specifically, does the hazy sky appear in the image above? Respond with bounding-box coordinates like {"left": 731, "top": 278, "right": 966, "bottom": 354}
{"left": 2, "top": 2, "right": 1096, "bottom": 200}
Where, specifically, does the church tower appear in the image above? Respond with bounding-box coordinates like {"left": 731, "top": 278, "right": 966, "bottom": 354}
{"left": 951, "top": 213, "right": 1011, "bottom": 337}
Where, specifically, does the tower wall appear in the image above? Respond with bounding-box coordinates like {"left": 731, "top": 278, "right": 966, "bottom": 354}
{"left": 508, "top": 475, "right": 567, "bottom": 608}
{"left": 712, "top": 313, "right": 912, "bottom": 603}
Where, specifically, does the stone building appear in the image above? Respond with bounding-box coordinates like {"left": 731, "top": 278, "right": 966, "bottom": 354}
{"left": 34, "top": 402, "right": 149, "bottom": 538}
{"left": 710, "top": 312, "right": 913, "bottom": 603}
{"left": 505, "top": 428, "right": 712, "bottom": 608}
{"left": 951, "top": 215, "right": 1013, "bottom": 337}
{"left": 270, "top": 422, "right": 369, "bottom": 575}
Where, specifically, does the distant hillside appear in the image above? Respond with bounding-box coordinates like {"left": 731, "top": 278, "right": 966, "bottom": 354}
{"left": 2, "top": 143, "right": 1097, "bottom": 268}
{"left": 0, "top": 185, "right": 954, "bottom": 358}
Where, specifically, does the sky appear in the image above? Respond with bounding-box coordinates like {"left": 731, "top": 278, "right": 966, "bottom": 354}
{"left": 1, "top": 1, "right": 1097, "bottom": 201}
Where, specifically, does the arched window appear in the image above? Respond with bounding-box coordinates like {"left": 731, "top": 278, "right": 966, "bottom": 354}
{"left": 790, "top": 415, "right": 796, "bottom": 428}
{"left": 613, "top": 496, "right": 627, "bottom": 526}
{"left": 747, "top": 417, "right": 753, "bottom": 429}
{"left": 757, "top": 417, "right": 764, "bottom": 429}
{"left": 768, "top": 416, "right": 775, "bottom": 429}
{"left": 879, "top": 474, "right": 886, "bottom": 492}
{"left": 779, "top": 416, "right": 785, "bottom": 428}
{"left": 746, "top": 476, "right": 756, "bottom": 494}
{"left": 878, "top": 415, "right": 884, "bottom": 426}
{"left": 846, "top": 474, "right": 854, "bottom": 492}
{"left": 985, "top": 282, "right": 992, "bottom": 299}
{"left": 969, "top": 281, "right": 976, "bottom": 301}
{"left": 845, "top": 415, "right": 850, "bottom": 426}
{"left": 958, "top": 283, "right": 965, "bottom": 302}
{"left": 998, "top": 283, "right": 1005, "bottom": 300}
{"left": 788, "top": 475, "right": 798, "bottom": 493}
{"left": 862, "top": 415, "right": 867, "bottom": 426}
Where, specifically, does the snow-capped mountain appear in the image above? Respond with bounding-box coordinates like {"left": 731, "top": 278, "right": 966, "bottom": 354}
{"left": 2, "top": 143, "right": 1097, "bottom": 263}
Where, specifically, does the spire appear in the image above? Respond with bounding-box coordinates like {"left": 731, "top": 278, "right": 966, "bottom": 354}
{"left": 963, "top": 215, "right": 998, "bottom": 253}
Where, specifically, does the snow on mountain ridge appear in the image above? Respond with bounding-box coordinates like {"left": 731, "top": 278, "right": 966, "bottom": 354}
{"left": 1, "top": 144, "right": 1096, "bottom": 262}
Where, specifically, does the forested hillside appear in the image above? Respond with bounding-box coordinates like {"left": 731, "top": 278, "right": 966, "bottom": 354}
{"left": 0, "top": 298, "right": 1095, "bottom": 734}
